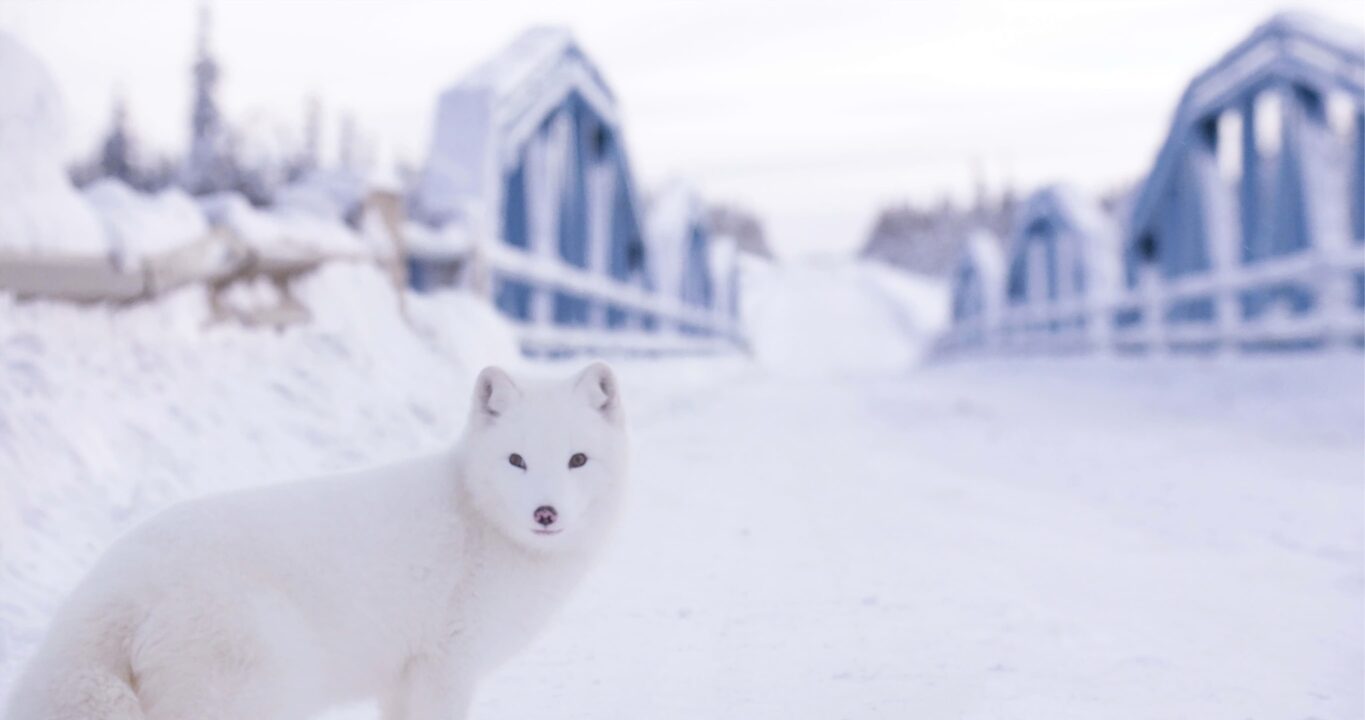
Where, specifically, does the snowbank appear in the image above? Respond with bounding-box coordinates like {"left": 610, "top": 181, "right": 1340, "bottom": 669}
{"left": 83, "top": 179, "right": 209, "bottom": 267}
{"left": 743, "top": 258, "right": 948, "bottom": 376}
{"left": 0, "top": 264, "right": 520, "bottom": 699}
{"left": 402, "top": 220, "right": 472, "bottom": 258}
{"left": 275, "top": 170, "right": 366, "bottom": 221}
{"left": 199, "top": 192, "right": 379, "bottom": 260}
{"left": 0, "top": 32, "right": 106, "bottom": 257}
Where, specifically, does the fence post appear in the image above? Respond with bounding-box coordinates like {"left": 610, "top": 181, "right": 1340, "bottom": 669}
{"left": 1141, "top": 266, "right": 1166, "bottom": 354}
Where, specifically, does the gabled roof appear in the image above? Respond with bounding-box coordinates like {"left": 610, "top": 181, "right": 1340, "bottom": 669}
{"left": 417, "top": 26, "right": 629, "bottom": 227}
{"left": 461, "top": 27, "right": 615, "bottom": 102}
{"left": 1010, "top": 184, "right": 1118, "bottom": 252}
{"left": 1008, "top": 184, "right": 1122, "bottom": 295}
{"left": 449, "top": 26, "right": 618, "bottom": 144}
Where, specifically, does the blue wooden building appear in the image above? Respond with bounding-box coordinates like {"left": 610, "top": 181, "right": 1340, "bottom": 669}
{"left": 947, "top": 230, "right": 1005, "bottom": 349}
{"left": 1119, "top": 13, "right": 1364, "bottom": 345}
{"left": 1000, "top": 185, "right": 1120, "bottom": 348}
{"left": 413, "top": 28, "right": 736, "bottom": 352}
{"left": 645, "top": 182, "right": 718, "bottom": 336}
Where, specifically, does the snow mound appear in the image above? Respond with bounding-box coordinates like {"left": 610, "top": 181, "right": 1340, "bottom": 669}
{"left": 402, "top": 220, "right": 472, "bottom": 258}
{"left": 83, "top": 179, "right": 209, "bottom": 267}
{"left": 0, "top": 32, "right": 106, "bottom": 257}
{"left": 0, "top": 263, "right": 520, "bottom": 699}
{"left": 275, "top": 170, "right": 366, "bottom": 221}
{"left": 199, "top": 192, "right": 378, "bottom": 260}
{"left": 743, "top": 259, "right": 948, "bottom": 377}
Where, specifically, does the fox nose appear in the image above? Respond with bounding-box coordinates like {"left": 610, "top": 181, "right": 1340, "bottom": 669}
{"left": 534, "top": 506, "right": 558, "bottom": 527}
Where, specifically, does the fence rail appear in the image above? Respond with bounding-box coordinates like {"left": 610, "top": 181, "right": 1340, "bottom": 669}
{"left": 482, "top": 244, "right": 744, "bottom": 354}
{"left": 941, "top": 244, "right": 1365, "bottom": 355}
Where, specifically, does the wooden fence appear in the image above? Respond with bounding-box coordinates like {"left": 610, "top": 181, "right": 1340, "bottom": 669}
{"left": 939, "top": 243, "right": 1365, "bottom": 355}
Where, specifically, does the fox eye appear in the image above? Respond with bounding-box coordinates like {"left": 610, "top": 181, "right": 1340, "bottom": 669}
{"left": 509, "top": 453, "right": 526, "bottom": 470}
{"left": 568, "top": 453, "right": 587, "bottom": 469}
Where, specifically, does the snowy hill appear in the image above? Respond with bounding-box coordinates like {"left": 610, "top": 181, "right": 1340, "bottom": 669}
{"left": 743, "top": 259, "right": 947, "bottom": 376}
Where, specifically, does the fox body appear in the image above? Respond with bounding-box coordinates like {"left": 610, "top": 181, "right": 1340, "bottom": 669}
{"left": 5, "top": 363, "right": 628, "bottom": 720}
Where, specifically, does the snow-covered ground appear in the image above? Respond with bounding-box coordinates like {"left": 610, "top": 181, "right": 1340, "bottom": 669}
{"left": 0, "top": 264, "right": 520, "bottom": 687}
{"left": 1, "top": 259, "right": 1361, "bottom": 718}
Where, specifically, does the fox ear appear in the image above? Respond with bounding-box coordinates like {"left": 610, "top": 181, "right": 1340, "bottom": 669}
{"left": 574, "top": 361, "right": 621, "bottom": 421}
{"left": 472, "top": 366, "right": 519, "bottom": 421}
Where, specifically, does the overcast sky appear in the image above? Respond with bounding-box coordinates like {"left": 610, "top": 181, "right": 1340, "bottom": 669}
{"left": 2, "top": 0, "right": 1361, "bottom": 257}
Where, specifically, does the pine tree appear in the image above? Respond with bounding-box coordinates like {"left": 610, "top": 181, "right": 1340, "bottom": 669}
{"left": 183, "top": 3, "right": 229, "bottom": 194}
{"left": 99, "top": 95, "right": 135, "bottom": 185}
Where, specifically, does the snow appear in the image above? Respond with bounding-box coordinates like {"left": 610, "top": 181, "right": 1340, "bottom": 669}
{"left": 484, "top": 350, "right": 1362, "bottom": 720}
{"left": 644, "top": 180, "right": 705, "bottom": 302}
{"left": 462, "top": 27, "right": 582, "bottom": 98}
{"left": 402, "top": 219, "right": 472, "bottom": 258}
{"left": 0, "top": 264, "right": 519, "bottom": 689}
{"left": 744, "top": 259, "right": 947, "bottom": 377}
{"left": 961, "top": 229, "right": 1005, "bottom": 283}
{"left": 198, "top": 192, "right": 380, "bottom": 260}
{"left": 0, "top": 32, "right": 106, "bottom": 257}
{"left": 275, "top": 170, "right": 366, "bottom": 222}
{"left": 82, "top": 179, "right": 209, "bottom": 267}
{"left": 416, "top": 26, "right": 618, "bottom": 224}
{"left": 1012, "top": 184, "right": 1122, "bottom": 299}
{"left": 1, "top": 259, "right": 1361, "bottom": 719}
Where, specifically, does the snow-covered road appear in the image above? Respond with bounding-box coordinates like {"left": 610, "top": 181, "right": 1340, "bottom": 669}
{"left": 3, "top": 262, "right": 1362, "bottom": 719}
{"left": 472, "top": 353, "right": 1363, "bottom": 720}
{"left": 466, "top": 265, "right": 1365, "bottom": 719}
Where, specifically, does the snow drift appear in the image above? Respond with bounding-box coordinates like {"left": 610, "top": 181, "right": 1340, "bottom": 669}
{"left": 0, "top": 32, "right": 106, "bottom": 257}
{"left": 0, "top": 264, "right": 520, "bottom": 705}
{"left": 83, "top": 179, "right": 209, "bottom": 267}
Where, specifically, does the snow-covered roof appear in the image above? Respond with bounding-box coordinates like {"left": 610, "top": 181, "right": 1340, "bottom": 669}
{"left": 275, "top": 169, "right": 366, "bottom": 221}
{"left": 1013, "top": 185, "right": 1116, "bottom": 248}
{"left": 416, "top": 27, "right": 620, "bottom": 225}
{"left": 83, "top": 180, "right": 209, "bottom": 267}
{"left": 0, "top": 31, "right": 107, "bottom": 257}
{"left": 402, "top": 220, "right": 472, "bottom": 259}
{"left": 1010, "top": 184, "right": 1122, "bottom": 295}
{"left": 461, "top": 26, "right": 614, "bottom": 105}
{"left": 199, "top": 192, "right": 381, "bottom": 261}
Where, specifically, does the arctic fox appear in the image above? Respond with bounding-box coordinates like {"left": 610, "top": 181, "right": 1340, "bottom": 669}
{"left": 5, "top": 362, "right": 629, "bottom": 720}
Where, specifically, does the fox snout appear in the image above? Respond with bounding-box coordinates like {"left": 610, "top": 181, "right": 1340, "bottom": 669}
{"left": 534, "top": 506, "right": 558, "bottom": 527}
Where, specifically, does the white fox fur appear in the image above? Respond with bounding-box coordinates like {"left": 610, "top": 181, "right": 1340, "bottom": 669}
{"left": 5, "top": 362, "right": 629, "bottom": 720}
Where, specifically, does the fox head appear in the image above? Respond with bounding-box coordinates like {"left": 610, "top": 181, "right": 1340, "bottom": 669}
{"left": 458, "top": 362, "right": 629, "bottom": 554}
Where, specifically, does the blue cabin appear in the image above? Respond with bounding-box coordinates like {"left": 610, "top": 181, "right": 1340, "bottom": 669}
{"left": 708, "top": 235, "right": 742, "bottom": 327}
{"left": 414, "top": 27, "right": 656, "bottom": 333}
{"left": 1002, "top": 185, "right": 1120, "bottom": 344}
{"left": 948, "top": 230, "right": 1005, "bottom": 348}
{"left": 645, "top": 182, "right": 718, "bottom": 335}
{"left": 1122, "top": 13, "right": 1364, "bottom": 335}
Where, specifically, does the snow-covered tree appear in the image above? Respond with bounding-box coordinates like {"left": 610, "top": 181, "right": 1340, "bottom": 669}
{"left": 99, "top": 96, "right": 134, "bottom": 184}
{"left": 181, "top": 4, "right": 231, "bottom": 195}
